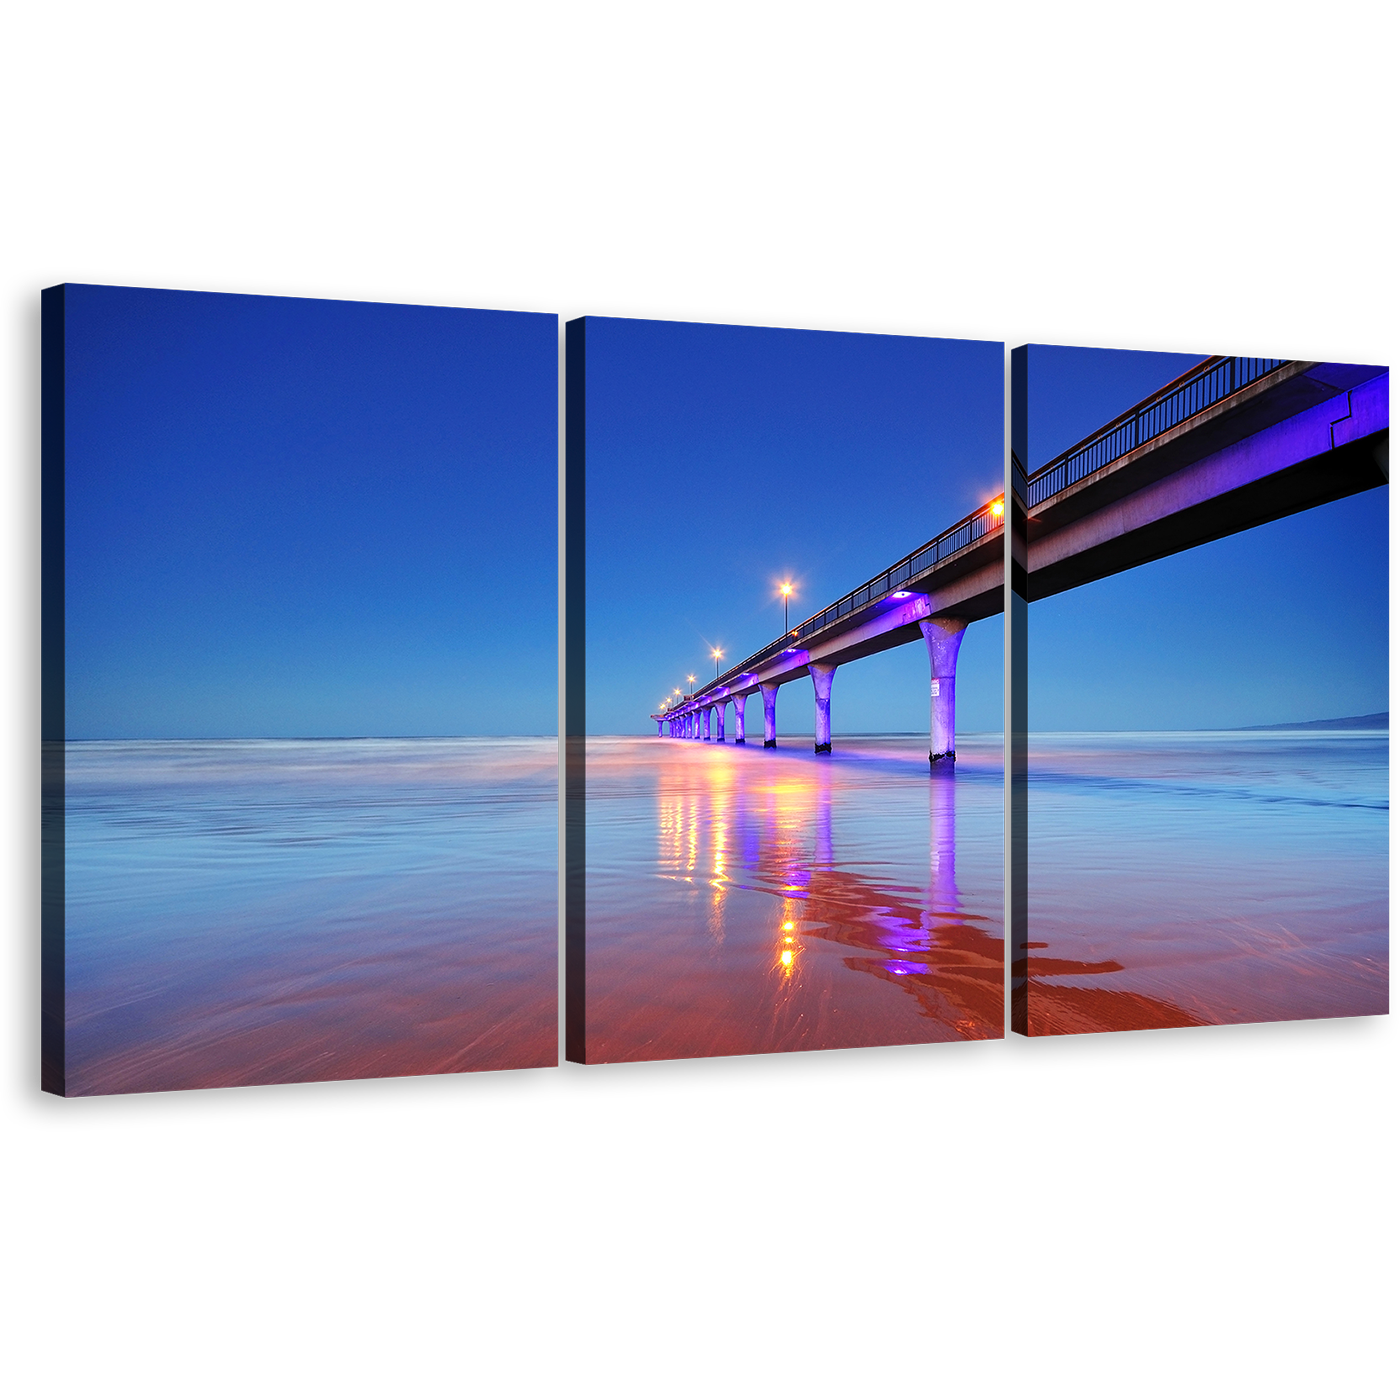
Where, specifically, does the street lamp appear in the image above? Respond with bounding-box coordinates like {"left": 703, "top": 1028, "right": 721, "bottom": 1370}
{"left": 686, "top": 674, "right": 696, "bottom": 692}
{"left": 780, "top": 582, "right": 793, "bottom": 632}
{"left": 711, "top": 647, "right": 723, "bottom": 678}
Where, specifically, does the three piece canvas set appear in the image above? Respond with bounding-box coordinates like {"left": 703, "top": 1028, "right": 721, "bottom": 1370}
{"left": 42, "top": 284, "right": 1390, "bottom": 1096}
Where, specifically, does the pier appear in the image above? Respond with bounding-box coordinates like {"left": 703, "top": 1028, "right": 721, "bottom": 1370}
{"left": 653, "top": 356, "right": 1388, "bottom": 762}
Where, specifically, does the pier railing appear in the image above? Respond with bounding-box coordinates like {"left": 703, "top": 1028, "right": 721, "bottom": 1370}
{"left": 1024, "top": 356, "right": 1290, "bottom": 508}
{"left": 707, "top": 496, "right": 1003, "bottom": 695}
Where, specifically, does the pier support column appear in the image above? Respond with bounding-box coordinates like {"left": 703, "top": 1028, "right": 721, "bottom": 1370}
{"left": 715, "top": 702, "right": 725, "bottom": 743}
{"left": 761, "top": 683, "right": 779, "bottom": 748}
{"left": 809, "top": 663, "right": 836, "bottom": 754}
{"left": 702, "top": 708, "right": 711, "bottom": 741}
{"left": 733, "top": 694, "right": 746, "bottom": 744}
{"left": 919, "top": 616, "right": 969, "bottom": 764}
{"left": 657, "top": 719, "right": 664, "bottom": 736}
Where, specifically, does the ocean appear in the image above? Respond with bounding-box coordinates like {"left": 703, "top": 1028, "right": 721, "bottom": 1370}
{"left": 60, "top": 738, "right": 558, "bottom": 1095}
{"left": 59, "top": 728, "right": 1373, "bottom": 1091}
{"left": 1023, "top": 729, "right": 1389, "bottom": 1034}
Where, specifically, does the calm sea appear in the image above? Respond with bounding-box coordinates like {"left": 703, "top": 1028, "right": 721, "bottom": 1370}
{"left": 62, "top": 738, "right": 558, "bottom": 1095}
{"left": 582, "top": 733, "right": 1005, "bottom": 1062}
{"left": 1024, "top": 729, "right": 1389, "bottom": 1034}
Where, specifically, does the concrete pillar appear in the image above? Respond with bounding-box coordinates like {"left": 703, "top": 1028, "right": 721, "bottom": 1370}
{"left": 919, "top": 616, "right": 969, "bottom": 764}
{"left": 809, "top": 663, "right": 836, "bottom": 753}
{"left": 714, "top": 702, "right": 725, "bottom": 743}
{"left": 761, "top": 683, "right": 779, "bottom": 748}
{"left": 733, "top": 694, "right": 746, "bottom": 744}
{"left": 702, "top": 707, "right": 711, "bottom": 741}
{"left": 657, "top": 719, "right": 664, "bottom": 736}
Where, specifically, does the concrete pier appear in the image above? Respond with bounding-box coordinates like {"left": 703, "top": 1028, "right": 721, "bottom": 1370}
{"left": 714, "top": 702, "right": 725, "bottom": 742}
{"left": 919, "top": 616, "right": 967, "bottom": 763}
{"left": 647, "top": 364, "right": 1388, "bottom": 790}
{"left": 809, "top": 663, "right": 836, "bottom": 754}
{"left": 761, "top": 683, "right": 779, "bottom": 748}
{"left": 702, "top": 708, "right": 711, "bottom": 740}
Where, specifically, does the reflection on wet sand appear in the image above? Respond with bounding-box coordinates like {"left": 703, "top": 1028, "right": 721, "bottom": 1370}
{"left": 1024, "top": 974, "right": 1209, "bottom": 1041}
{"left": 585, "top": 737, "right": 1003, "bottom": 1062}
{"left": 1012, "top": 947, "right": 1207, "bottom": 1036}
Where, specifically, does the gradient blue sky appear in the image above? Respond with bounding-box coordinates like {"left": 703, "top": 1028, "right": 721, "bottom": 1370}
{"left": 584, "top": 317, "right": 1003, "bottom": 736}
{"left": 1027, "top": 346, "right": 1388, "bottom": 729}
{"left": 64, "top": 285, "right": 556, "bottom": 739}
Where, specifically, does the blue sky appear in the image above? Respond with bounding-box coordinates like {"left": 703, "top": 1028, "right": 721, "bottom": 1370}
{"left": 64, "top": 285, "right": 557, "bottom": 739}
{"left": 1027, "top": 345, "right": 1388, "bottom": 729}
{"left": 584, "top": 317, "right": 1004, "bottom": 736}
{"left": 64, "top": 299, "right": 1383, "bottom": 742}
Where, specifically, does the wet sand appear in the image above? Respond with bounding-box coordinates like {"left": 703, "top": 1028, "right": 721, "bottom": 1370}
{"left": 581, "top": 734, "right": 1004, "bottom": 1063}
{"left": 62, "top": 739, "right": 558, "bottom": 1094}
{"left": 1019, "top": 730, "right": 1388, "bottom": 1035}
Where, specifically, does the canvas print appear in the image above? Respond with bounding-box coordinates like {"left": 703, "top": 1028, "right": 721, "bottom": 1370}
{"left": 43, "top": 284, "right": 559, "bottom": 1095}
{"left": 566, "top": 316, "right": 1005, "bottom": 1064}
{"left": 1010, "top": 347, "right": 1388, "bottom": 1035}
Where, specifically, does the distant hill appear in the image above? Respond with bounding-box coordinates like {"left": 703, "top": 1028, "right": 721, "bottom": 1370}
{"left": 1239, "top": 712, "right": 1388, "bottom": 731}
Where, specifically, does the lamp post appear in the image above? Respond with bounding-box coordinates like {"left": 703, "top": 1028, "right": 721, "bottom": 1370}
{"left": 712, "top": 647, "right": 723, "bottom": 679}
{"left": 780, "top": 582, "right": 792, "bottom": 632}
